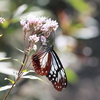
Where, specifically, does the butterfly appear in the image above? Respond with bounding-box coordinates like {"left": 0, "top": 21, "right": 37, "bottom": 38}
{"left": 31, "top": 45, "right": 67, "bottom": 91}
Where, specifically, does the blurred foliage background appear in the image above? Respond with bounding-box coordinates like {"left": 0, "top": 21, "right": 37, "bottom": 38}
{"left": 0, "top": 0, "right": 100, "bottom": 100}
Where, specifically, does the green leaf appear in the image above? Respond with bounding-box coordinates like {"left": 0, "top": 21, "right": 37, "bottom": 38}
{"left": 22, "top": 70, "right": 35, "bottom": 76}
{"left": 22, "top": 70, "right": 29, "bottom": 73}
{"left": 0, "top": 85, "right": 13, "bottom": 91}
{"left": 13, "top": 4, "right": 28, "bottom": 17}
{"left": 15, "top": 47, "right": 24, "bottom": 53}
{"left": 4, "top": 78, "right": 15, "bottom": 84}
{"left": 21, "top": 75, "right": 49, "bottom": 85}
{"left": 67, "top": 0, "right": 91, "bottom": 13}
{"left": 13, "top": 59, "right": 24, "bottom": 65}
{"left": 0, "top": 57, "right": 11, "bottom": 61}
{"left": 66, "top": 68, "right": 79, "bottom": 84}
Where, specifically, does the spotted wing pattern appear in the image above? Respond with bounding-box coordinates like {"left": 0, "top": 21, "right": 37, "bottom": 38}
{"left": 46, "top": 49, "right": 67, "bottom": 91}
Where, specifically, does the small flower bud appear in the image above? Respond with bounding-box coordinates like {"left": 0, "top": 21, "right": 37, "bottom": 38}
{"left": 41, "top": 36, "right": 47, "bottom": 45}
{"left": 33, "top": 44, "right": 37, "bottom": 51}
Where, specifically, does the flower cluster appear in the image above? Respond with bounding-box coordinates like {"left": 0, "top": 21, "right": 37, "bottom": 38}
{"left": 20, "top": 14, "right": 58, "bottom": 50}
{"left": 0, "top": 17, "right": 5, "bottom": 24}
{"left": 20, "top": 14, "right": 58, "bottom": 37}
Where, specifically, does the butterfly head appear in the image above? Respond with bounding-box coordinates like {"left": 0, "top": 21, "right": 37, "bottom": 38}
{"left": 33, "top": 55, "right": 38, "bottom": 61}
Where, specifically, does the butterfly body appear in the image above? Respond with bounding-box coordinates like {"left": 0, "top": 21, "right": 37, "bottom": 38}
{"left": 32, "top": 45, "right": 67, "bottom": 91}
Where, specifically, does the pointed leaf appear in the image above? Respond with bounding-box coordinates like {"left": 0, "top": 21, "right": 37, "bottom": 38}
{"left": 22, "top": 70, "right": 35, "bottom": 76}
{"left": 0, "top": 85, "right": 13, "bottom": 91}
{"left": 0, "top": 57, "right": 11, "bottom": 61}
{"left": 21, "top": 75, "right": 48, "bottom": 85}
{"left": 13, "top": 4, "right": 28, "bottom": 17}
{"left": 4, "top": 78, "right": 15, "bottom": 84}
{"left": 15, "top": 47, "right": 24, "bottom": 53}
{"left": 13, "top": 59, "right": 24, "bottom": 65}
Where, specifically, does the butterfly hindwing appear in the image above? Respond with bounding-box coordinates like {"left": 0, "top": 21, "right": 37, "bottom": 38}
{"left": 46, "top": 49, "right": 67, "bottom": 91}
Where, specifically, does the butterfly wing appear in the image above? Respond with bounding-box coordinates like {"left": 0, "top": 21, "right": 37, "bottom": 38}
{"left": 32, "top": 45, "right": 67, "bottom": 91}
{"left": 32, "top": 50, "right": 52, "bottom": 75}
{"left": 46, "top": 50, "right": 67, "bottom": 91}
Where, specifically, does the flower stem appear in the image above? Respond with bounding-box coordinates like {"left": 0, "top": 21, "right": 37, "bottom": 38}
{"left": 3, "top": 76, "right": 20, "bottom": 100}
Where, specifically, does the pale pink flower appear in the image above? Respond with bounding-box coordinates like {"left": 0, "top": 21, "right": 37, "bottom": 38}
{"left": 38, "top": 16, "right": 47, "bottom": 24}
{"left": 0, "top": 17, "right": 5, "bottom": 24}
{"left": 20, "top": 20, "right": 26, "bottom": 26}
{"left": 23, "top": 22, "right": 30, "bottom": 31}
{"left": 45, "top": 19, "right": 58, "bottom": 31}
{"left": 28, "top": 34, "right": 39, "bottom": 43}
{"left": 20, "top": 14, "right": 58, "bottom": 37}
{"left": 20, "top": 20, "right": 30, "bottom": 31}
{"left": 26, "top": 15, "right": 38, "bottom": 25}
{"left": 41, "top": 18, "right": 58, "bottom": 33}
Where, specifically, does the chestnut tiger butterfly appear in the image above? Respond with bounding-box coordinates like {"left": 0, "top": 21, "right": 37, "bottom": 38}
{"left": 31, "top": 45, "right": 67, "bottom": 91}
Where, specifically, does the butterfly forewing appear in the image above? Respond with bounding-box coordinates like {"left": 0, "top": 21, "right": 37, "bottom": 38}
{"left": 32, "top": 50, "right": 52, "bottom": 75}
{"left": 46, "top": 49, "right": 67, "bottom": 91}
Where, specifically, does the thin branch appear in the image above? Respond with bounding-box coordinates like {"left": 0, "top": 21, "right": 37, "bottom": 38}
{"left": 3, "top": 76, "right": 20, "bottom": 100}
